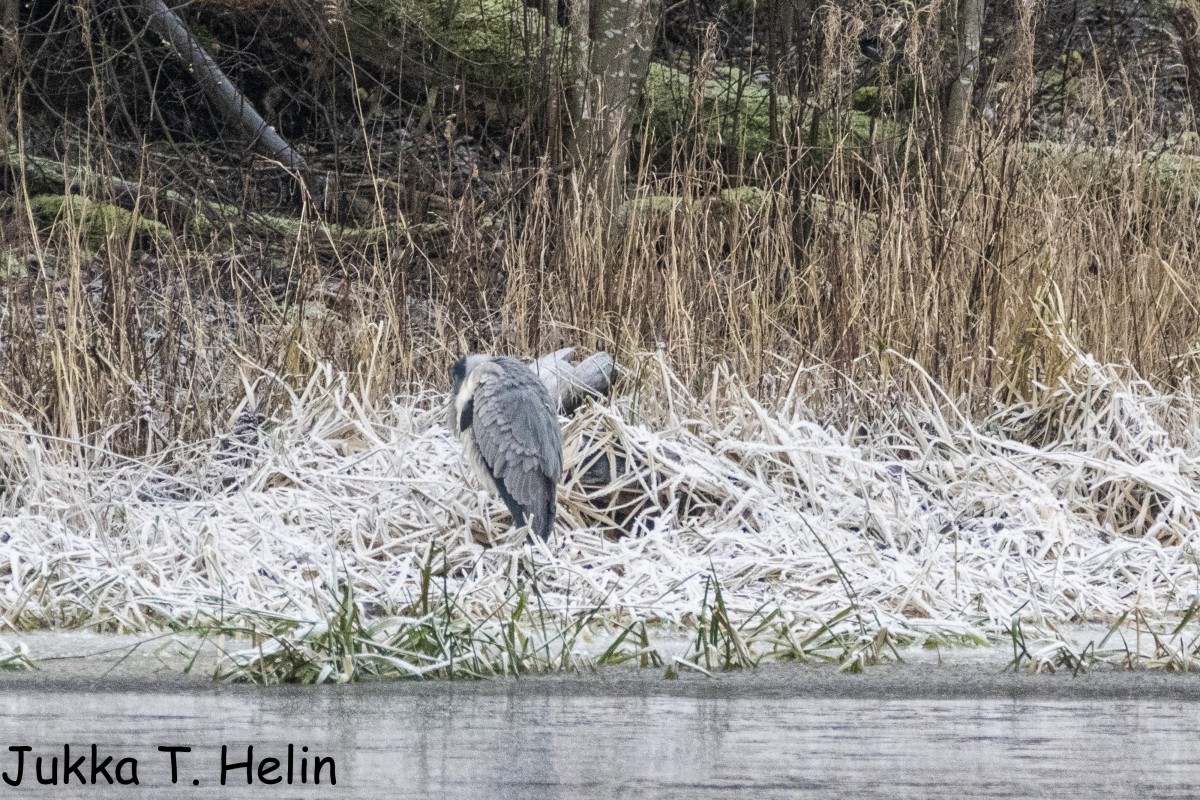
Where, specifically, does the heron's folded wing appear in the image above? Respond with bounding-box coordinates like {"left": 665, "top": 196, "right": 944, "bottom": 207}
{"left": 472, "top": 365, "right": 563, "bottom": 511}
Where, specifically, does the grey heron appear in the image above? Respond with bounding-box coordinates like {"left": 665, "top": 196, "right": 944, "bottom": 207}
{"left": 448, "top": 354, "right": 563, "bottom": 541}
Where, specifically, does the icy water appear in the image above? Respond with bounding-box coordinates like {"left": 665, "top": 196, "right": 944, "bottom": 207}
{"left": 2, "top": 669, "right": 1200, "bottom": 798}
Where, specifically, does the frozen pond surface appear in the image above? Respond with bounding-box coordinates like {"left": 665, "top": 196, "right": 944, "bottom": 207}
{"left": 2, "top": 664, "right": 1200, "bottom": 798}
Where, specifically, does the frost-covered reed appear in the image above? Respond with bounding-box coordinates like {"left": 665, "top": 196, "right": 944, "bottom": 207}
{"left": 1, "top": 343, "right": 1199, "bottom": 677}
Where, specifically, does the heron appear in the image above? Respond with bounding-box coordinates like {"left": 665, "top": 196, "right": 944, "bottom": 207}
{"left": 448, "top": 354, "right": 563, "bottom": 541}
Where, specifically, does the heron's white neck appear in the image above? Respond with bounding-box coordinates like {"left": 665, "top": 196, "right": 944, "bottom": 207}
{"left": 453, "top": 364, "right": 485, "bottom": 432}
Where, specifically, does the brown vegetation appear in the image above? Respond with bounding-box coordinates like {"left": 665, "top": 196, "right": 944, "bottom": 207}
{"left": 1, "top": 0, "right": 1198, "bottom": 451}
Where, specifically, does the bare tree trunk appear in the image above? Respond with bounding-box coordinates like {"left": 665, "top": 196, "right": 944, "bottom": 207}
{"left": 136, "top": 0, "right": 306, "bottom": 172}
{"left": 941, "top": 0, "right": 984, "bottom": 167}
{"left": 0, "top": 0, "right": 18, "bottom": 158}
{"left": 565, "top": 0, "right": 592, "bottom": 158}
{"left": 541, "top": 0, "right": 562, "bottom": 157}
{"left": 1172, "top": 0, "right": 1200, "bottom": 126}
{"left": 566, "top": 0, "right": 660, "bottom": 203}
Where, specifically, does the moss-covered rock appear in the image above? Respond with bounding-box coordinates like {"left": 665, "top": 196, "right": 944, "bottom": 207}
{"left": 29, "top": 195, "right": 172, "bottom": 250}
{"left": 717, "top": 185, "right": 772, "bottom": 210}
{"left": 348, "top": 0, "right": 550, "bottom": 95}
{"left": 644, "top": 64, "right": 777, "bottom": 159}
{"left": 643, "top": 63, "right": 899, "bottom": 164}
{"left": 850, "top": 79, "right": 918, "bottom": 116}
{"left": 182, "top": 202, "right": 242, "bottom": 240}
{"left": 850, "top": 86, "right": 881, "bottom": 115}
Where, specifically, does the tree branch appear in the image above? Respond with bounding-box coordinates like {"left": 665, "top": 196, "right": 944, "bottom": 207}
{"left": 136, "top": 0, "right": 307, "bottom": 172}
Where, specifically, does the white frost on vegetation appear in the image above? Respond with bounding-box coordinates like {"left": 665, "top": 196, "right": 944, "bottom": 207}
{"left": 1, "top": 349, "right": 1199, "bottom": 642}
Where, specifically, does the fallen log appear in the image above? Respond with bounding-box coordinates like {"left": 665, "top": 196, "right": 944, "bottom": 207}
{"left": 530, "top": 348, "right": 617, "bottom": 416}
{"left": 524, "top": 349, "right": 732, "bottom": 535}
{"left": 526, "top": 348, "right": 630, "bottom": 503}
{"left": 5, "top": 146, "right": 446, "bottom": 252}
{"left": 136, "top": 0, "right": 307, "bottom": 172}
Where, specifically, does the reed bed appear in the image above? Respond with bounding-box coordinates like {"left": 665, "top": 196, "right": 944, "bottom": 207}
{"left": 1, "top": 330, "right": 1199, "bottom": 678}
{"left": 6, "top": 0, "right": 1200, "bottom": 682}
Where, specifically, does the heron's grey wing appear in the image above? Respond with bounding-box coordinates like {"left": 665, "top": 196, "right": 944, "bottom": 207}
{"left": 472, "top": 363, "right": 563, "bottom": 537}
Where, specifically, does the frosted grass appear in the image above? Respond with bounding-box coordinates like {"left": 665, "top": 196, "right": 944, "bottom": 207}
{"left": 1, "top": 343, "right": 1199, "bottom": 675}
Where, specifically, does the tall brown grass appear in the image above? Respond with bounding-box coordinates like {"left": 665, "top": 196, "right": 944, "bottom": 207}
{"left": 3, "top": 4, "right": 1200, "bottom": 453}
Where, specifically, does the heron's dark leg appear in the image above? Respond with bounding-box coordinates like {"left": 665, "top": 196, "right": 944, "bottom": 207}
{"left": 507, "top": 505, "right": 529, "bottom": 533}
{"left": 492, "top": 475, "right": 530, "bottom": 535}
{"left": 531, "top": 495, "right": 555, "bottom": 540}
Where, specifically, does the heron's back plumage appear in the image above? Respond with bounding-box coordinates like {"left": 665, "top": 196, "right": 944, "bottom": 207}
{"left": 452, "top": 355, "right": 562, "bottom": 540}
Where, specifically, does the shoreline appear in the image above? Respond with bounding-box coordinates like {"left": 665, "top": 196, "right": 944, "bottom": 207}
{"left": 2, "top": 631, "right": 1199, "bottom": 699}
